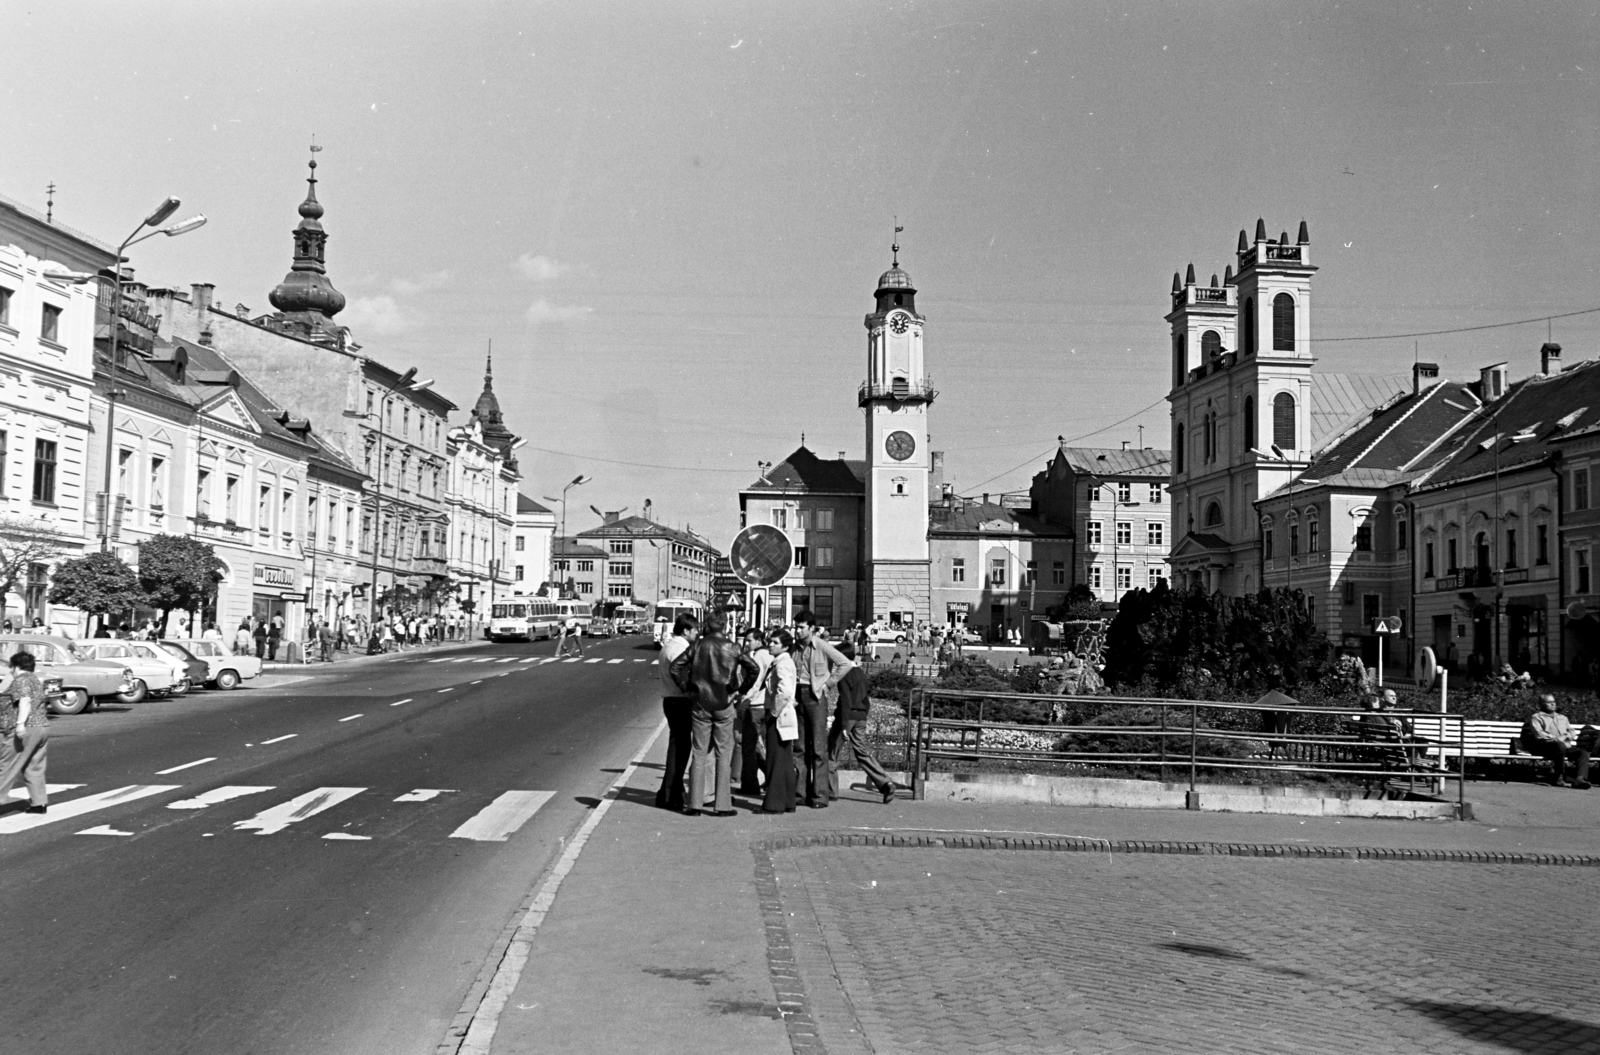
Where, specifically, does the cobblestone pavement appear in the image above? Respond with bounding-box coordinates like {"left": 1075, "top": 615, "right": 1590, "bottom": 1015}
{"left": 774, "top": 847, "right": 1600, "bottom": 1055}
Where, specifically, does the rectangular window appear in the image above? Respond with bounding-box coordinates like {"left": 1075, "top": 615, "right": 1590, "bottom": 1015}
{"left": 515, "top": 565, "right": 526, "bottom": 581}
{"left": 116, "top": 448, "right": 133, "bottom": 495}
{"left": 1051, "top": 561, "right": 1065, "bottom": 585}
{"left": 40, "top": 303, "right": 61, "bottom": 344}
{"left": 1537, "top": 524, "right": 1549, "bottom": 566}
{"left": 1362, "top": 594, "right": 1380, "bottom": 625}
{"left": 1147, "top": 567, "right": 1163, "bottom": 589}
{"left": 1354, "top": 524, "right": 1373, "bottom": 552}
{"left": 1425, "top": 542, "right": 1435, "bottom": 578}
{"left": 0, "top": 430, "right": 6, "bottom": 497}
{"left": 1397, "top": 520, "right": 1408, "bottom": 551}
{"left": 225, "top": 475, "right": 239, "bottom": 521}
{"left": 815, "top": 546, "right": 834, "bottom": 569}
{"left": 771, "top": 508, "right": 787, "bottom": 529}
{"left": 31, "top": 439, "right": 56, "bottom": 503}
{"left": 816, "top": 508, "right": 834, "bottom": 531}
{"left": 1264, "top": 528, "right": 1274, "bottom": 559}
{"left": 1306, "top": 594, "right": 1316, "bottom": 622}
{"left": 1089, "top": 565, "right": 1102, "bottom": 589}
{"left": 1505, "top": 528, "right": 1518, "bottom": 568}
{"left": 1308, "top": 520, "right": 1320, "bottom": 553}
{"left": 1115, "top": 566, "right": 1131, "bottom": 590}
{"left": 1289, "top": 524, "right": 1300, "bottom": 556}
{"left": 577, "top": 560, "right": 594, "bottom": 572}
{"left": 1575, "top": 468, "right": 1592, "bottom": 511}
{"left": 990, "top": 558, "right": 1006, "bottom": 586}
{"left": 1087, "top": 485, "right": 1099, "bottom": 503}
{"left": 307, "top": 496, "right": 318, "bottom": 541}
{"left": 577, "top": 581, "right": 594, "bottom": 594}
{"left": 149, "top": 455, "right": 166, "bottom": 520}
{"left": 793, "top": 547, "right": 808, "bottom": 568}
{"left": 1146, "top": 522, "right": 1163, "bottom": 547}
{"left": 1578, "top": 549, "right": 1592, "bottom": 594}
{"left": 0, "top": 286, "right": 10, "bottom": 326}
{"left": 347, "top": 510, "right": 356, "bottom": 552}
{"left": 1115, "top": 521, "right": 1132, "bottom": 545}
{"left": 1447, "top": 538, "right": 1458, "bottom": 573}
{"left": 814, "top": 589, "right": 835, "bottom": 627}
{"left": 516, "top": 536, "right": 526, "bottom": 552}
{"left": 1117, "top": 482, "right": 1132, "bottom": 503}
{"left": 794, "top": 509, "right": 809, "bottom": 531}
{"left": 195, "top": 468, "right": 211, "bottom": 517}
{"left": 607, "top": 582, "right": 630, "bottom": 597}
{"left": 951, "top": 558, "right": 965, "bottom": 583}
{"left": 1086, "top": 520, "right": 1102, "bottom": 545}
{"left": 607, "top": 539, "right": 632, "bottom": 555}
{"left": 258, "top": 485, "right": 271, "bottom": 536}
{"left": 608, "top": 562, "right": 632, "bottom": 576}
{"left": 328, "top": 502, "right": 339, "bottom": 544}
{"left": 361, "top": 515, "right": 372, "bottom": 552}
{"left": 1343, "top": 580, "right": 1356, "bottom": 606}
{"left": 1148, "top": 484, "right": 1163, "bottom": 504}
{"left": 1024, "top": 560, "right": 1037, "bottom": 586}
{"left": 281, "top": 491, "right": 293, "bottom": 539}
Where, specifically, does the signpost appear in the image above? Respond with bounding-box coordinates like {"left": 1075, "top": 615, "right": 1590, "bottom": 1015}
{"left": 1372, "top": 615, "right": 1402, "bottom": 687}
{"left": 728, "top": 524, "right": 793, "bottom": 626}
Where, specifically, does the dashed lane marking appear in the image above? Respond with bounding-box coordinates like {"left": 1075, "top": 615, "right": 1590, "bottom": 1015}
{"left": 233, "top": 788, "right": 365, "bottom": 835}
{"left": 391, "top": 698, "right": 413, "bottom": 706}
{"left": 77, "top": 825, "right": 134, "bottom": 837}
{"left": 519, "top": 657, "right": 538, "bottom": 664}
{"left": 448, "top": 790, "right": 555, "bottom": 842}
{"left": 472, "top": 658, "right": 496, "bottom": 664}
{"left": 260, "top": 734, "right": 298, "bottom": 745}
{"left": 583, "top": 658, "right": 602, "bottom": 664}
{"left": 156, "top": 757, "right": 216, "bottom": 775}
{"left": 496, "top": 658, "right": 516, "bottom": 663}
{"left": 633, "top": 659, "right": 646, "bottom": 663}
{"left": 439, "top": 687, "right": 455, "bottom": 693}
{"left": 394, "top": 789, "right": 457, "bottom": 802}
{"left": 323, "top": 832, "right": 372, "bottom": 841}
{"left": 339, "top": 713, "right": 364, "bottom": 722}
{"left": 0, "top": 785, "right": 182, "bottom": 834}
{"left": 428, "top": 658, "right": 452, "bottom": 663}
{"left": 168, "top": 786, "right": 275, "bottom": 810}
{"left": 561, "top": 658, "right": 580, "bottom": 663}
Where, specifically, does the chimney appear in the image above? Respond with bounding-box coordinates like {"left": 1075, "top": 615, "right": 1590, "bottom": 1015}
{"left": 1121, "top": 440, "right": 1130, "bottom": 451}
{"left": 1541, "top": 342, "right": 1562, "bottom": 376}
{"left": 930, "top": 450, "right": 945, "bottom": 495}
{"left": 190, "top": 283, "right": 214, "bottom": 316}
{"left": 981, "top": 493, "right": 989, "bottom": 506}
{"left": 838, "top": 451, "right": 846, "bottom": 460}
{"left": 1412, "top": 362, "right": 1440, "bottom": 394}
{"left": 1479, "top": 362, "right": 1509, "bottom": 402}
{"left": 942, "top": 482, "right": 954, "bottom": 506}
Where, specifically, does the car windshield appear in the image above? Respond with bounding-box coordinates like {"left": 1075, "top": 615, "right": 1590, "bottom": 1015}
{"left": 80, "top": 643, "right": 132, "bottom": 659}
{"left": 0, "top": 640, "right": 75, "bottom": 665}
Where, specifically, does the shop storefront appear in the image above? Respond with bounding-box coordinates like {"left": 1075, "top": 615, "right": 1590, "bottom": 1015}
{"left": 252, "top": 561, "right": 303, "bottom": 640}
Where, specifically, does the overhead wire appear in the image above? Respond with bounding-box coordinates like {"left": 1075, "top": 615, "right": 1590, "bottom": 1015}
{"left": 1311, "top": 305, "right": 1600, "bottom": 342}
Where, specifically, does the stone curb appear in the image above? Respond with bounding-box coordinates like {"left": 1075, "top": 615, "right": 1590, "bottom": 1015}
{"left": 752, "top": 831, "right": 1600, "bottom": 867}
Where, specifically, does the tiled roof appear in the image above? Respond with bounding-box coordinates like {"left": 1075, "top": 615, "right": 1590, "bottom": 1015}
{"left": 1310, "top": 373, "right": 1410, "bottom": 451}
{"left": 745, "top": 446, "right": 865, "bottom": 494}
{"left": 928, "top": 500, "right": 1073, "bottom": 538}
{"left": 576, "top": 515, "right": 713, "bottom": 552}
{"left": 517, "top": 493, "right": 552, "bottom": 514}
{"left": 1056, "top": 446, "right": 1171, "bottom": 477}
{"left": 1294, "top": 381, "right": 1478, "bottom": 482}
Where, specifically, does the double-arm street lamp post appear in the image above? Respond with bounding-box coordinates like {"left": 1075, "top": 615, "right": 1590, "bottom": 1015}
{"left": 366, "top": 368, "right": 433, "bottom": 628}
{"left": 543, "top": 473, "right": 590, "bottom": 594}
{"left": 94, "top": 197, "right": 206, "bottom": 551}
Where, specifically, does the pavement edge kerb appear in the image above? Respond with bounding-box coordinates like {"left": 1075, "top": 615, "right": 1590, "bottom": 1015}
{"left": 436, "top": 716, "right": 669, "bottom": 1055}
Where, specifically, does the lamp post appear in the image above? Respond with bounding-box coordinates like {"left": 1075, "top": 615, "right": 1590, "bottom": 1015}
{"left": 96, "top": 198, "right": 206, "bottom": 551}
{"left": 543, "top": 474, "right": 590, "bottom": 594}
{"left": 365, "top": 369, "right": 432, "bottom": 628}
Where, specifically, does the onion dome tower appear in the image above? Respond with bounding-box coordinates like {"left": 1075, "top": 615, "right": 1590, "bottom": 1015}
{"left": 267, "top": 146, "right": 346, "bottom": 339}
{"left": 470, "top": 348, "right": 517, "bottom": 456}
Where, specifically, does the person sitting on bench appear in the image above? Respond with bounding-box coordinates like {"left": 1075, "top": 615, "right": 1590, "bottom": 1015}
{"left": 1520, "top": 695, "right": 1592, "bottom": 790}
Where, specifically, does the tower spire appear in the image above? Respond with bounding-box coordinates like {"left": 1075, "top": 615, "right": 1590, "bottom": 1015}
{"left": 891, "top": 219, "right": 903, "bottom": 267}
{"left": 267, "top": 140, "right": 345, "bottom": 331}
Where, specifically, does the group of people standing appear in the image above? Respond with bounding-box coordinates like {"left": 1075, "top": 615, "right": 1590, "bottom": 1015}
{"left": 655, "top": 609, "right": 895, "bottom": 816}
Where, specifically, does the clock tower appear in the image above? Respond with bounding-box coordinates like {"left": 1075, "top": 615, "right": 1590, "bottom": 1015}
{"left": 862, "top": 240, "right": 934, "bottom": 626}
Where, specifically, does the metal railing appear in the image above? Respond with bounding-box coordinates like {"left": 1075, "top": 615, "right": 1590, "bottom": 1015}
{"left": 906, "top": 688, "right": 1467, "bottom": 814}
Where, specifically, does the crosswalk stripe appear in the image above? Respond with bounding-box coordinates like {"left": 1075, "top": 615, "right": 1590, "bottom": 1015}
{"left": 584, "top": 658, "right": 602, "bottom": 664}
{"left": 233, "top": 787, "right": 365, "bottom": 835}
{"left": 562, "top": 658, "right": 580, "bottom": 663}
{"left": 394, "top": 789, "right": 457, "bottom": 802}
{"left": 428, "top": 658, "right": 451, "bottom": 664}
{"left": 519, "top": 657, "right": 538, "bottom": 664}
{"left": 539, "top": 657, "right": 558, "bottom": 664}
{"left": 472, "top": 657, "right": 496, "bottom": 664}
{"left": 449, "top": 790, "right": 555, "bottom": 842}
{"left": 9, "top": 783, "right": 84, "bottom": 800}
{"left": 496, "top": 658, "right": 516, "bottom": 663}
{"left": 323, "top": 832, "right": 371, "bottom": 841}
{"left": 0, "top": 785, "right": 182, "bottom": 834}
{"left": 168, "top": 786, "right": 275, "bottom": 810}
{"left": 634, "top": 659, "right": 646, "bottom": 663}
{"left": 450, "top": 657, "right": 473, "bottom": 664}
{"left": 607, "top": 658, "right": 624, "bottom": 664}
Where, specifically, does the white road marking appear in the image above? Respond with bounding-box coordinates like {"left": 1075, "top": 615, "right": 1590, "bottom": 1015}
{"left": 260, "top": 734, "right": 298, "bottom": 745}
{"left": 234, "top": 788, "right": 365, "bottom": 835}
{"left": 322, "top": 832, "right": 371, "bottom": 841}
{"left": 561, "top": 658, "right": 580, "bottom": 663}
{"left": 607, "top": 658, "right": 623, "bottom": 664}
{"left": 156, "top": 757, "right": 216, "bottom": 775}
{"left": 428, "top": 658, "right": 452, "bottom": 663}
{"left": 448, "top": 790, "right": 555, "bottom": 842}
{"left": 539, "top": 658, "right": 558, "bottom": 665}
{"left": 77, "top": 825, "right": 134, "bottom": 837}
{"left": 583, "top": 658, "right": 602, "bottom": 664}
{"left": 438, "top": 687, "right": 454, "bottom": 693}
{"left": 339, "top": 713, "right": 363, "bottom": 722}
{"left": 496, "top": 658, "right": 516, "bottom": 663}
{"left": 473, "top": 657, "right": 496, "bottom": 664}
{"left": 10, "top": 783, "right": 84, "bottom": 800}
{"left": 391, "top": 698, "right": 413, "bottom": 706}
{"left": 394, "top": 789, "right": 457, "bottom": 802}
{"left": 450, "top": 658, "right": 474, "bottom": 664}
{"left": 519, "top": 657, "right": 538, "bottom": 664}
{"left": 471, "top": 680, "right": 483, "bottom": 685}
{"left": 168, "top": 786, "right": 275, "bottom": 810}
{"left": 633, "top": 659, "right": 646, "bottom": 663}
{"left": 651, "top": 659, "right": 659, "bottom": 666}
{"left": 0, "top": 785, "right": 182, "bottom": 834}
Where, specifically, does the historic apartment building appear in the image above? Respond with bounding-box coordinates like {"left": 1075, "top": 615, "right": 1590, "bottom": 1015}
{"left": 1030, "top": 444, "right": 1172, "bottom": 602}
{"left": 509, "top": 493, "right": 555, "bottom": 597}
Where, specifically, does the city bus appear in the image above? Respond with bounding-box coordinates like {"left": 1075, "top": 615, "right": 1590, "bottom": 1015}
{"left": 647, "top": 597, "right": 705, "bottom": 646}
{"left": 612, "top": 604, "right": 646, "bottom": 634}
{"left": 489, "top": 601, "right": 534, "bottom": 642}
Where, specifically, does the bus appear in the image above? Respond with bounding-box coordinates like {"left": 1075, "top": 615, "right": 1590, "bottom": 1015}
{"left": 489, "top": 601, "right": 535, "bottom": 642}
{"left": 612, "top": 604, "right": 646, "bottom": 634}
{"left": 488, "top": 599, "right": 596, "bottom": 642}
{"left": 647, "top": 597, "right": 705, "bottom": 647}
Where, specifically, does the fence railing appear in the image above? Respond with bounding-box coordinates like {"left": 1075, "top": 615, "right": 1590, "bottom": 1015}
{"left": 906, "top": 688, "right": 1467, "bottom": 813}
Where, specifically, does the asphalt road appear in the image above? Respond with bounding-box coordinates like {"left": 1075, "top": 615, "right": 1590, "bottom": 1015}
{"left": 0, "top": 635, "right": 665, "bottom": 1055}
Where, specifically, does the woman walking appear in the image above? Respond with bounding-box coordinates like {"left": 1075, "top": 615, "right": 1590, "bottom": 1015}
{"left": 761, "top": 629, "right": 800, "bottom": 814}
{"left": 0, "top": 652, "right": 50, "bottom": 814}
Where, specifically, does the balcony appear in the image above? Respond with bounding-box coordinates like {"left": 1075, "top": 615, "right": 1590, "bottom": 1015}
{"left": 859, "top": 377, "right": 937, "bottom": 407}
{"left": 1171, "top": 284, "right": 1236, "bottom": 309}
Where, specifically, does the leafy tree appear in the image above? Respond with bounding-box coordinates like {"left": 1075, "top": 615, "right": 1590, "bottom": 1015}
{"left": 48, "top": 551, "right": 145, "bottom": 628}
{"left": 0, "top": 517, "right": 72, "bottom": 627}
{"left": 137, "top": 535, "right": 224, "bottom": 634}
{"left": 417, "top": 576, "right": 456, "bottom": 613}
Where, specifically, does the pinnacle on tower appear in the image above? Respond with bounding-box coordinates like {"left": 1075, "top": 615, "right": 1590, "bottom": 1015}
{"left": 1224, "top": 265, "right": 1234, "bottom": 284}
{"left": 1210, "top": 274, "right": 1219, "bottom": 288}
{"left": 1172, "top": 272, "right": 1182, "bottom": 293}
{"left": 1237, "top": 229, "right": 1248, "bottom": 253}
{"left": 1255, "top": 218, "right": 1267, "bottom": 242}
{"left": 1297, "top": 220, "right": 1310, "bottom": 245}
{"left": 1184, "top": 263, "right": 1196, "bottom": 286}
{"left": 1278, "top": 230, "right": 1289, "bottom": 245}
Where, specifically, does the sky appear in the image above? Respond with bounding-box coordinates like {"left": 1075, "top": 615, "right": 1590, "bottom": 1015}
{"left": 5, "top": 2, "right": 1600, "bottom": 548}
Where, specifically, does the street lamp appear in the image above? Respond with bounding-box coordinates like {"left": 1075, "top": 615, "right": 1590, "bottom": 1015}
{"left": 98, "top": 197, "right": 206, "bottom": 551}
{"left": 365, "top": 368, "right": 430, "bottom": 626}
{"left": 543, "top": 473, "right": 590, "bottom": 594}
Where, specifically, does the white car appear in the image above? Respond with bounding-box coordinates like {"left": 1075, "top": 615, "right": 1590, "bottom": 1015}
{"left": 171, "top": 638, "right": 263, "bottom": 689}
{"left": 863, "top": 625, "right": 908, "bottom": 645}
{"left": 75, "top": 641, "right": 188, "bottom": 702}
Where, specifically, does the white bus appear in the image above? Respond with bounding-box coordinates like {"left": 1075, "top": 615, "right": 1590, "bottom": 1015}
{"left": 489, "top": 602, "right": 535, "bottom": 642}
{"left": 612, "top": 604, "right": 646, "bottom": 634}
{"left": 647, "top": 597, "right": 705, "bottom": 646}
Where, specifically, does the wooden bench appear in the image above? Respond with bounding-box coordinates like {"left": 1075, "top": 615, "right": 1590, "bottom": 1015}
{"left": 1408, "top": 717, "right": 1597, "bottom": 778}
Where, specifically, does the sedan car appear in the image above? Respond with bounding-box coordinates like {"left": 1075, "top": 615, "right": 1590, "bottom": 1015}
{"left": 170, "top": 638, "right": 262, "bottom": 689}
{"left": 586, "top": 617, "right": 613, "bottom": 639}
{"left": 154, "top": 641, "right": 212, "bottom": 690}
{"left": 863, "top": 625, "right": 908, "bottom": 645}
{"left": 75, "top": 640, "right": 189, "bottom": 702}
{"left": 0, "top": 635, "right": 134, "bottom": 715}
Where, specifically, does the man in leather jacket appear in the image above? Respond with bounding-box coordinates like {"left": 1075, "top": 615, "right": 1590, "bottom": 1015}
{"left": 685, "top": 611, "right": 755, "bottom": 815}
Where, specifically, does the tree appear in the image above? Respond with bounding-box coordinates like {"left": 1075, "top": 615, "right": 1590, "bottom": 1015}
{"left": 417, "top": 576, "right": 456, "bottom": 613}
{"left": 138, "top": 535, "right": 224, "bottom": 633}
{"left": 0, "top": 517, "right": 73, "bottom": 627}
{"left": 47, "top": 551, "right": 145, "bottom": 629}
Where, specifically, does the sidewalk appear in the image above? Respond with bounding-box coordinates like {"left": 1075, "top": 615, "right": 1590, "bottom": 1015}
{"left": 258, "top": 637, "right": 482, "bottom": 674}
{"left": 480, "top": 734, "right": 1600, "bottom": 1055}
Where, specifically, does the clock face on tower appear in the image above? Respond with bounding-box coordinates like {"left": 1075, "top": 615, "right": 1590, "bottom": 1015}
{"left": 888, "top": 312, "right": 910, "bottom": 334}
{"left": 885, "top": 430, "right": 917, "bottom": 462}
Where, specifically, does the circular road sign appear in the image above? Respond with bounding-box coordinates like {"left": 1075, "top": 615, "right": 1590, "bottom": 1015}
{"left": 729, "top": 524, "right": 793, "bottom": 588}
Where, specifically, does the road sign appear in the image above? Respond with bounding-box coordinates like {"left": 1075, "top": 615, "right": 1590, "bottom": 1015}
{"left": 1372, "top": 616, "right": 1402, "bottom": 635}
{"left": 729, "top": 524, "right": 793, "bottom": 588}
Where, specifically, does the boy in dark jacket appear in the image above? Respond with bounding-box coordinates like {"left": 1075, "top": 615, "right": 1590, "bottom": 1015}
{"left": 826, "top": 642, "right": 896, "bottom": 803}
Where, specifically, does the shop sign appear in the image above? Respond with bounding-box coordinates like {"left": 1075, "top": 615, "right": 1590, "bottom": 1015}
{"left": 946, "top": 602, "right": 970, "bottom": 612}
{"left": 253, "top": 563, "right": 299, "bottom": 589}
{"left": 1501, "top": 568, "right": 1529, "bottom": 585}
{"left": 1433, "top": 574, "right": 1460, "bottom": 592}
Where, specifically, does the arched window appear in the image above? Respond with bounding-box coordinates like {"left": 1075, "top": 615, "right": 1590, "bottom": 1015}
{"left": 1204, "top": 502, "right": 1223, "bottom": 528}
{"left": 1273, "top": 392, "right": 1296, "bottom": 450}
{"left": 1272, "top": 292, "right": 1296, "bottom": 352}
{"left": 1201, "top": 330, "right": 1221, "bottom": 361}
{"left": 1174, "top": 423, "right": 1185, "bottom": 473}
{"left": 1244, "top": 396, "right": 1255, "bottom": 450}
{"left": 1242, "top": 297, "right": 1256, "bottom": 355}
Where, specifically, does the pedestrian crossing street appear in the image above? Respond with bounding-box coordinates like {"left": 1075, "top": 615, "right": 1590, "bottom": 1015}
{"left": 2, "top": 781, "right": 563, "bottom": 843}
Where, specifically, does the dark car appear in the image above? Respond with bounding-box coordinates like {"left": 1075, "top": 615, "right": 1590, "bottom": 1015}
{"left": 155, "top": 641, "right": 212, "bottom": 689}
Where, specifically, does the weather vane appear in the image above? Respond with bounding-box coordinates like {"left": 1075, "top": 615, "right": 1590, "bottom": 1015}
{"left": 892, "top": 218, "right": 903, "bottom": 265}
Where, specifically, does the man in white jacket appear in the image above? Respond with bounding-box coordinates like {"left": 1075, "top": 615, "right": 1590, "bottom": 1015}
{"left": 654, "top": 614, "right": 700, "bottom": 810}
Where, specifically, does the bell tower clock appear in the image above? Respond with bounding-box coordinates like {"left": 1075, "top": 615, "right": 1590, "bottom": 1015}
{"left": 862, "top": 235, "right": 934, "bottom": 627}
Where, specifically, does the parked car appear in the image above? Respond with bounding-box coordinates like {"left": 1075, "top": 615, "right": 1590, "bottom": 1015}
{"left": 153, "top": 641, "right": 212, "bottom": 689}
{"left": 0, "top": 635, "right": 133, "bottom": 715}
{"left": 170, "top": 639, "right": 262, "bottom": 689}
{"left": 863, "top": 625, "right": 908, "bottom": 645}
{"left": 586, "top": 617, "right": 613, "bottom": 639}
{"left": 75, "top": 640, "right": 189, "bottom": 702}
{"left": 949, "top": 626, "right": 984, "bottom": 646}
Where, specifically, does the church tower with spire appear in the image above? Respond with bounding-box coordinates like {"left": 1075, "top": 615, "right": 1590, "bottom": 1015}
{"left": 266, "top": 146, "right": 347, "bottom": 344}
{"left": 469, "top": 347, "right": 519, "bottom": 465}
{"left": 862, "top": 233, "right": 935, "bottom": 626}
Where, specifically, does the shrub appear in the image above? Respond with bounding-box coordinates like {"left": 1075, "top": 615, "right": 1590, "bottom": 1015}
{"left": 866, "top": 668, "right": 917, "bottom": 706}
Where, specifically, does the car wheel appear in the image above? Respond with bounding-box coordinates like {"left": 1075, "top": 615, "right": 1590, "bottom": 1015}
{"left": 169, "top": 678, "right": 191, "bottom": 698}
{"left": 216, "top": 669, "right": 241, "bottom": 690}
{"left": 895, "top": 635, "right": 906, "bottom": 645}
{"left": 52, "top": 687, "right": 90, "bottom": 716}
{"left": 116, "top": 679, "right": 148, "bottom": 705}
